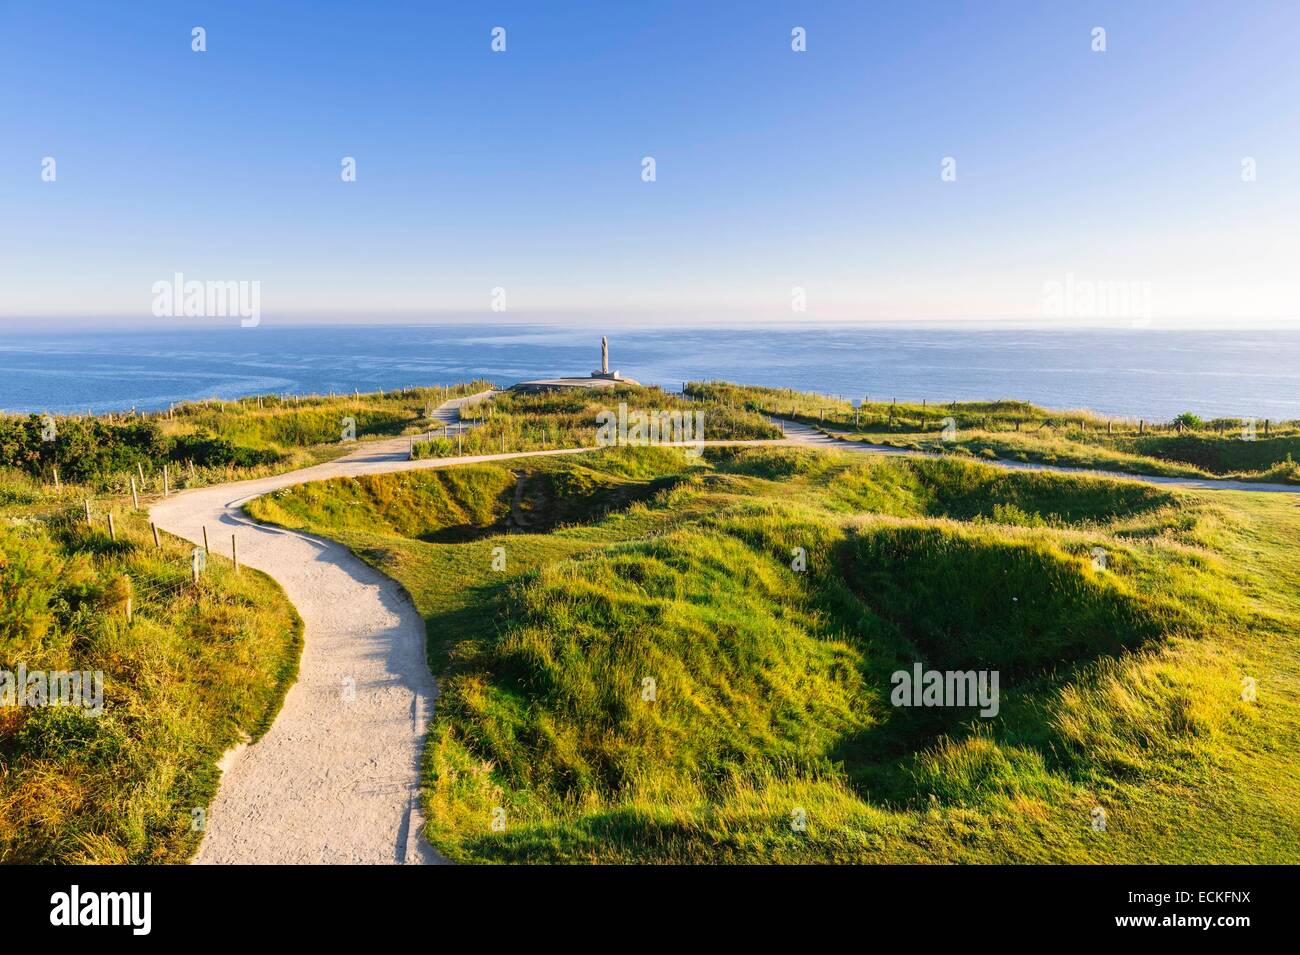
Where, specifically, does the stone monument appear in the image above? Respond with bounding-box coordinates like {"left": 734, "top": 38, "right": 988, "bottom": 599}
{"left": 592, "top": 336, "right": 621, "bottom": 380}
{"left": 511, "top": 336, "right": 638, "bottom": 392}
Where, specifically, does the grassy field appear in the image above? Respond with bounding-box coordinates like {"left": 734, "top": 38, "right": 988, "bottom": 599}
{"left": 0, "top": 468, "right": 301, "bottom": 863}
{"left": 0, "top": 381, "right": 492, "bottom": 493}
{"left": 689, "top": 381, "right": 1300, "bottom": 484}
{"left": 247, "top": 442, "right": 1300, "bottom": 863}
{"left": 410, "top": 384, "right": 780, "bottom": 459}
{"left": 9, "top": 379, "right": 1297, "bottom": 865}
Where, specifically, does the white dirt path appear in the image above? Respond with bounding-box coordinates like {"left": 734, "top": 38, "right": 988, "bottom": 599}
{"left": 151, "top": 392, "right": 595, "bottom": 865}
{"left": 774, "top": 418, "right": 1300, "bottom": 494}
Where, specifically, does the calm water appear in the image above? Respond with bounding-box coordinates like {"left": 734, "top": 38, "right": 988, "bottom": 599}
{"left": 1, "top": 324, "right": 1298, "bottom": 420}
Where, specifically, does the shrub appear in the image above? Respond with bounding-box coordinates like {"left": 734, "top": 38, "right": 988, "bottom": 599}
{"left": 170, "top": 431, "right": 281, "bottom": 469}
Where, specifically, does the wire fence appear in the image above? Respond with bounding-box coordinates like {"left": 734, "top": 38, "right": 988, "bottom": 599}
{"left": 35, "top": 497, "right": 244, "bottom": 624}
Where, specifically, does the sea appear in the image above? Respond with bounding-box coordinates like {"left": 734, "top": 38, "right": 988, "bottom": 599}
{"left": 1, "top": 324, "right": 1298, "bottom": 421}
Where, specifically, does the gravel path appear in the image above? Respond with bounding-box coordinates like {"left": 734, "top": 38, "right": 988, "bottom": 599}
{"left": 774, "top": 418, "right": 1300, "bottom": 494}
{"left": 150, "top": 392, "right": 593, "bottom": 865}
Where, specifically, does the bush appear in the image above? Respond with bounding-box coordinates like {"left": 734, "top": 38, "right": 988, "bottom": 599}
{"left": 0, "top": 416, "right": 168, "bottom": 482}
{"left": 170, "top": 431, "right": 281, "bottom": 469}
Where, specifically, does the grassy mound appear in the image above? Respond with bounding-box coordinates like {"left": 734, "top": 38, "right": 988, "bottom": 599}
{"left": 463, "top": 528, "right": 869, "bottom": 798}
{"left": 250, "top": 451, "right": 694, "bottom": 544}
{"left": 252, "top": 467, "right": 517, "bottom": 542}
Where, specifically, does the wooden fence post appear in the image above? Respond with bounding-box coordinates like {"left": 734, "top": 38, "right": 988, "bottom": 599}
{"left": 130, "top": 476, "right": 139, "bottom": 510}
{"left": 232, "top": 535, "right": 239, "bottom": 573}
{"left": 202, "top": 526, "right": 209, "bottom": 553}
{"left": 152, "top": 522, "right": 161, "bottom": 548}
{"left": 107, "top": 513, "right": 116, "bottom": 542}
{"left": 84, "top": 499, "right": 92, "bottom": 524}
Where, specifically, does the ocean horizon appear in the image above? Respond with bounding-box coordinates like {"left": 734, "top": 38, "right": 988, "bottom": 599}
{"left": 2, "top": 323, "right": 1298, "bottom": 421}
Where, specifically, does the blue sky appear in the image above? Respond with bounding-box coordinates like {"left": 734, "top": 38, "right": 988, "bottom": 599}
{"left": 1, "top": 0, "right": 1297, "bottom": 328}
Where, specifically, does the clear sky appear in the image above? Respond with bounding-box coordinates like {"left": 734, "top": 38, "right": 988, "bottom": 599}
{"left": 1, "top": 0, "right": 1297, "bottom": 328}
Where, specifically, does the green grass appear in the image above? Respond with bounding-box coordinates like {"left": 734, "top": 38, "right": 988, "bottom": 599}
{"left": 0, "top": 383, "right": 471, "bottom": 861}
{"left": 691, "top": 380, "right": 1300, "bottom": 483}
{"left": 0, "top": 467, "right": 302, "bottom": 863}
{"left": 411, "top": 384, "right": 780, "bottom": 459}
{"left": 12, "top": 377, "right": 1295, "bottom": 865}
{"left": 1, "top": 381, "right": 493, "bottom": 492}
{"left": 247, "top": 443, "right": 1300, "bottom": 863}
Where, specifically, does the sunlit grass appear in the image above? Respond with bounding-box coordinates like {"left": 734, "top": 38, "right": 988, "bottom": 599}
{"left": 0, "top": 472, "right": 301, "bottom": 863}
{"left": 251, "top": 444, "right": 1299, "bottom": 863}
{"left": 0, "top": 381, "right": 493, "bottom": 492}
{"left": 689, "top": 380, "right": 1300, "bottom": 484}
{"left": 412, "top": 384, "right": 780, "bottom": 459}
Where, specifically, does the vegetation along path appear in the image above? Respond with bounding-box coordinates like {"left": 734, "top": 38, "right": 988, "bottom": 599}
{"left": 146, "top": 391, "right": 593, "bottom": 863}
{"left": 775, "top": 418, "right": 1300, "bottom": 494}
{"left": 149, "top": 397, "right": 1298, "bottom": 864}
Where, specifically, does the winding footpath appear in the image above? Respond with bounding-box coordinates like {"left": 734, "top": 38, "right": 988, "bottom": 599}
{"left": 151, "top": 392, "right": 592, "bottom": 864}
{"left": 150, "top": 399, "right": 1299, "bottom": 864}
